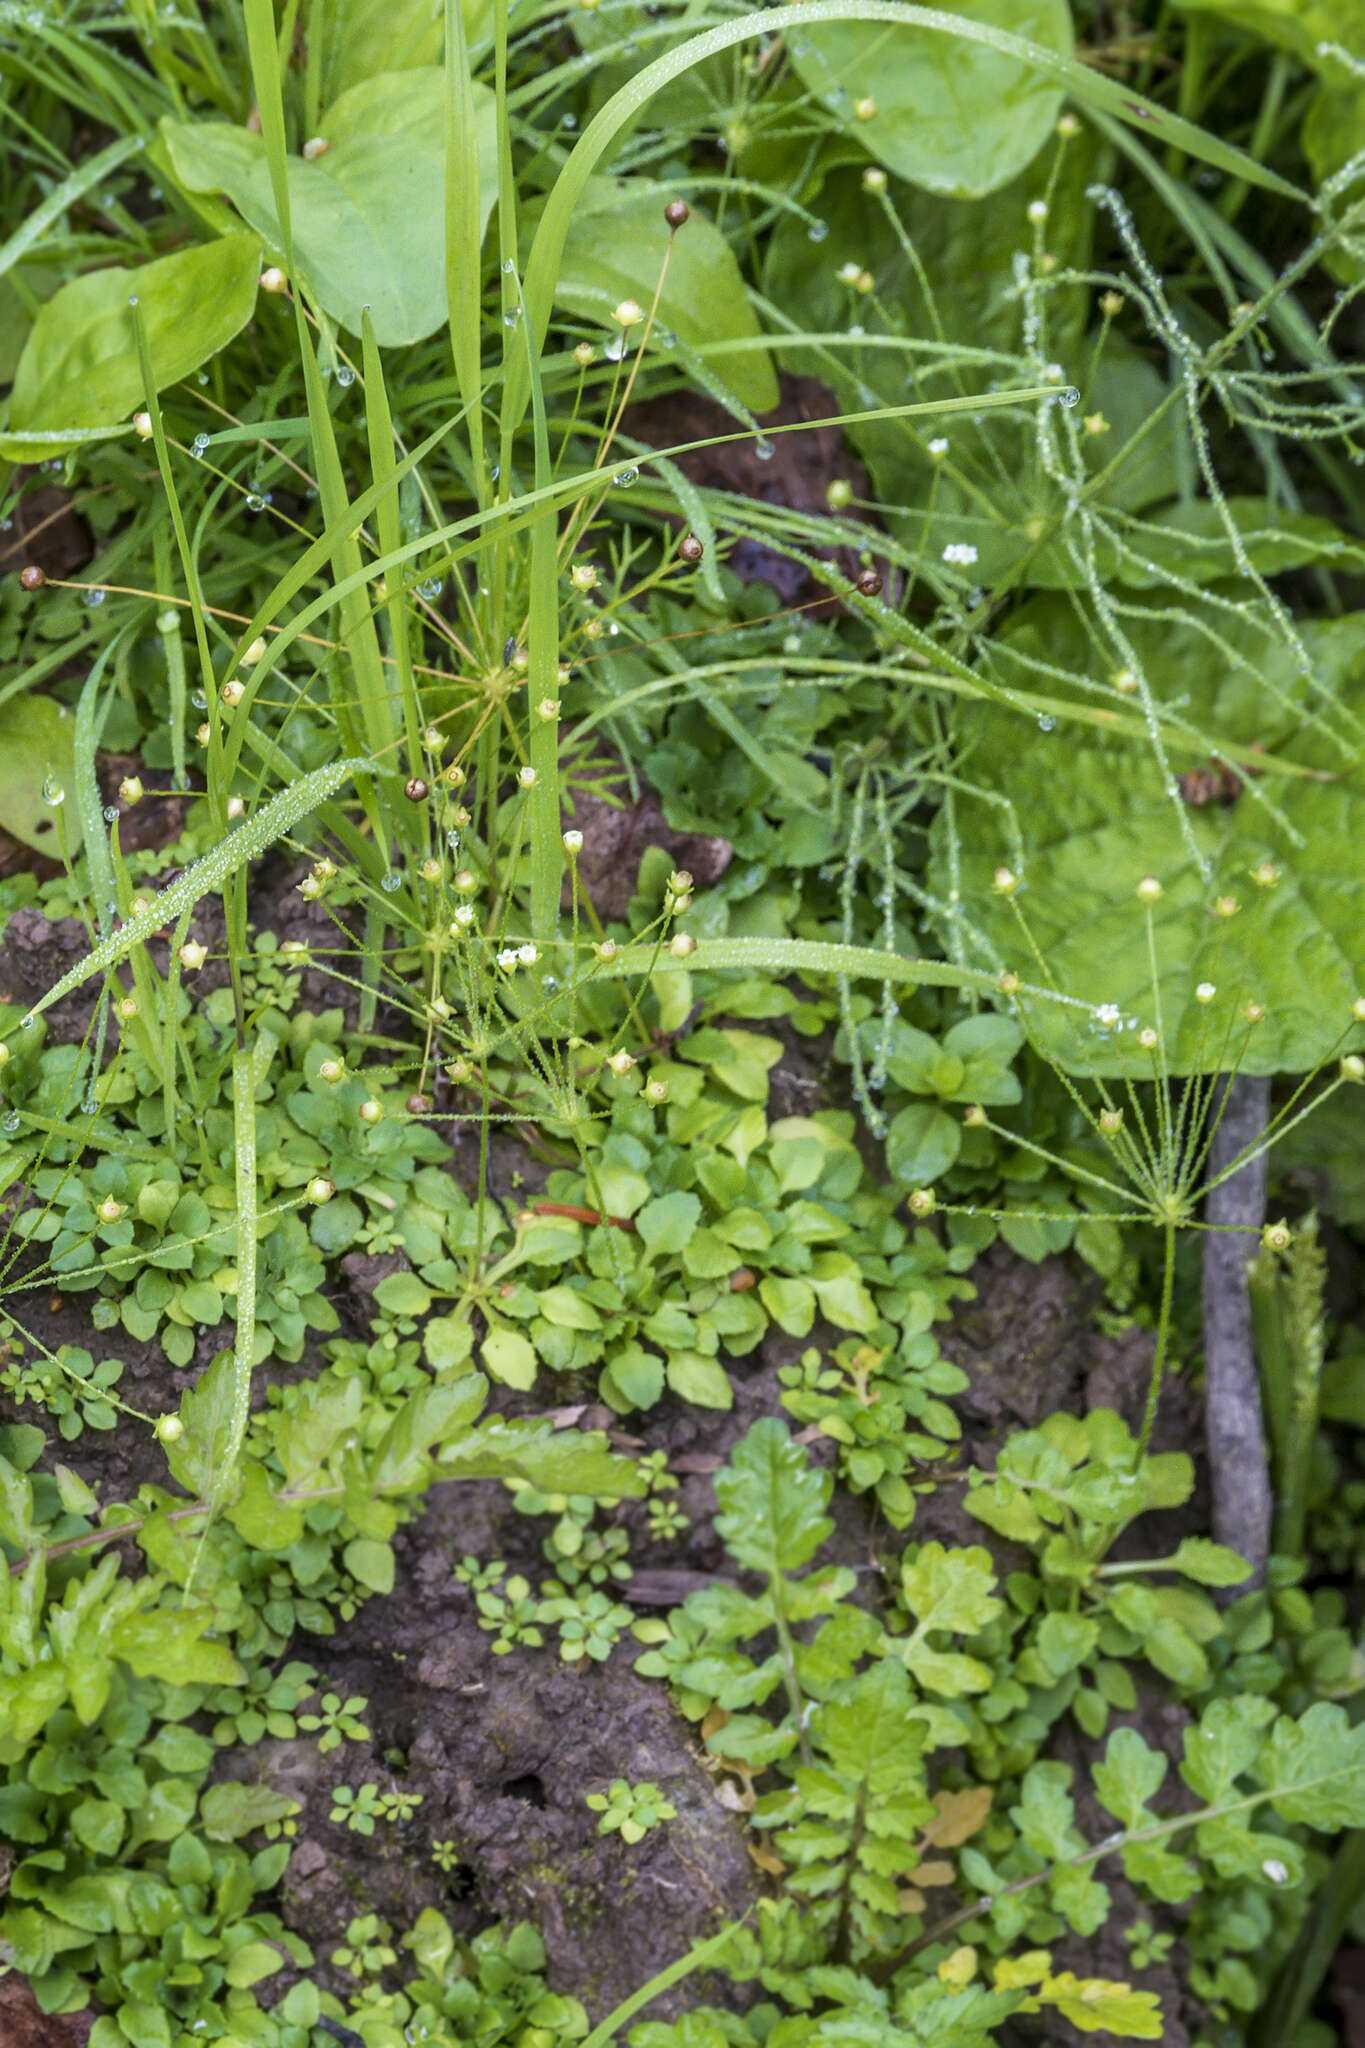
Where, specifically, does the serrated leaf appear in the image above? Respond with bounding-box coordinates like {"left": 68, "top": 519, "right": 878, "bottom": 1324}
{"left": 1092, "top": 1726, "right": 1168, "bottom": 1829}
{"left": 1169, "top": 1537, "right": 1252, "bottom": 1587}
{"left": 713, "top": 1418, "right": 833, "bottom": 1574}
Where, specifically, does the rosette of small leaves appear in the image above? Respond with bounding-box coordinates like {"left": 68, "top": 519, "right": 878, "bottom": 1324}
{"left": 0, "top": 1338, "right": 123, "bottom": 1440}
{"left": 778, "top": 1335, "right": 968, "bottom": 1527}
{"left": 585, "top": 1778, "right": 677, "bottom": 1844}
{"left": 207, "top": 1659, "right": 319, "bottom": 1746}
{"left": 332, "top": 1913, "right": 398, "bottom": 1979}
{"left": 542, "top": 1585, "right": 634, "bottom": 1663}
{"left": 330, "top": 1782, "right": 382, "bottom": 1835}
{"left": 298, "top": 1689, "right": 372, "bottom": 1755}
{"left": 473, "top": 1574, "right": 547, "bottom": 1655}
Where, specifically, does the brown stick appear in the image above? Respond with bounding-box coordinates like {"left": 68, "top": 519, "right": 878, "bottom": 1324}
{"left": 1202, "top": 1073, "right": 1273, "bottom": 1585}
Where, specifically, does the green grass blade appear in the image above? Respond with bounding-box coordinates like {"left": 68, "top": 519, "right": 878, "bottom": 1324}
{"left": 444, "top": 0, "right": 486, "bottom": 484}
{"left": 0, "top": 134, "right": 143, "bottom": 283}
{"left": 223, "top": 1043, "right": 259, "bottom": 1509}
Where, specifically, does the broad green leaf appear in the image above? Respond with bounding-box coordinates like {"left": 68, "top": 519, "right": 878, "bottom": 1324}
{"left": 901, "top": 1542, "right": 1003, "bottom": 1636}
{"left": 225, "top": 1941, "right": 284, "bottom": 1988}
{"left": 160, "top": 70, "right": 498, "bottom": 348}
{"left": 165, "top": 1352, "right": 238, "bottom": 1501}
{"left": 1092, "top": 1726, "right": 1168, "bottom": 1828}
{"left": 758, "top": 1273, "right": 817, "bottom": 1337}
{"left": 928, "top": 603, "right": 1365, "bottom": 1075}
{"left": 2, "top": 236, "right": 259, "bottom": 457}
{"left": 373, "top": 1270, "right": 433, "bottom": 1318}
{"left": 343, "top": 1536, "right": 395, "bottom": 1593}
{"left": 885, "top": 1102, "right": 962, "bottom": 1184}
{"left": 70, "top": 1799, "right": 125, "bottom": 1858}
{"left": 666, "top": 1350, "right": 734, "bottom": 1408}
{"left": 636, "top": 1190, "right": 703, "bottom": 1257}
{"left": 553, "top": 180, "right": 777, "bottom": 413}
{"left": 481, "top": 1323, "right": 538, "bottom": 1390}
{"left": 1033, "top": 1610, "right": 1100, "bottom": 1677}
{"left": 601, "top": 1343, "right": 665, "bottom": 1412}
{"left": 790, "top": 0, "right": 1073, "bottom": 198}
{"left": 1038, "top": 1976, "right": 1163, "bottom": 2038}
{"left": 370, "top": 1379, "right": 485, "bottom": 1492}
{"left": 199, "top": 1783, "right": 301, "bottom": 1841}
{"left": 1169, "top": 1537, "right": 1252, "bottom": 1587}
{"left": 714, "top": 1418, "right": 833, "bottom": 1573}
{"left": 0, "top": 1456, "right": 35, "bottom": 1549}
{"left": 110, "top": 1608, "right": 243, "bottom": 1688}
{"left": 1258, "top": 1702, "right": 1365, "bottom": 1829}
{"left": 0, "top": 696, "right": 82, "bottom": 858}
{"left": 316, "top": 0, "right": 473, "bottom": 105}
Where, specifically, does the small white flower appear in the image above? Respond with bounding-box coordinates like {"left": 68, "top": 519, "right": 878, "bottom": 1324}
{"left": 517, "top": 765, "right": 537, "bottom": 788}
{"left": 563, "top": 829, "right": 584, "bottom": 853}
{"left": 133, "top": 410, "right": 154, "bottom": 440}
{"left": 927, "top": 437, "right": 949, "bottom": 458}
{"left": 450, "top": 906, "right": 475, "bottom": 932}
{"left": 517, "top": 943, "right": 538, "bottom": 966}
{"left": 1027, "top": 199, "right": 1048, "bottom": 224}
{"left": 1094, "top": 1004, "right": 1120, "bottom": 1027}
{"left": 837, "top": 261, "right": 863, "bottom": 286}
{"left": 942, "top": 542, "right": 978, "bottom": 567}
{"left": 496, "top": 948, "right": 518, "bottom": 969}
{"left": 1195, "top": 982, "right": 1216, "bottom": 1004}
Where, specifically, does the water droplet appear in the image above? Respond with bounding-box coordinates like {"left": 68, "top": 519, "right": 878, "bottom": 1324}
{"left": 1059, "top": 385, "right": 1081, "bottom": 407}
{"left": 335, "top": 365, "right": 355, "bottom": 387}
{"left": 446, "top": 829, "right": 461, "bottom": 851}
{"left": 754, "top": 438, "right": 775, "bottom": 462}
{"left": 501, "top": 257, "right": 516, "bottom": 275}
{"left": 1037, "top": 713, "right": 1056, "bottom": 732}
{"left": 191, "top": 433, "right": 210, "bottom": 457}
{"left": 417, "top": 577, "right": 444, "bottom": 601}
{"left": 806, "top": 219, "right": 829, "bottom": 243}
{"left": 81, "top": 1097, "right": 99, "bottom": 1117}
{"left": 245, "top": 493, "right": 266, "bottom": 512}
{"left": 83, "top": 586, "right": 106, "bottom": 607}
{"left": 103, "top": 804, "right": 119, "bottom": 822}
{"left": 41, "top": 776, "right": 64, "bottom": 806}
{"left": 561, "top": 112, "right": 578, "bottom": 129}
{"left": 192, "top": 690, "right": 207, "bottom": 710}
{"left": 2, "top": 1111, "right": 19, "bottom": 1136}
{"left": 613, "top": 466, "right": 641, "bottom": 488}
{"left": 503, "top": 306, "right": 522, "bottom": 328}
{"left": 381, "top": 870, "right": 402, "bottom": 893}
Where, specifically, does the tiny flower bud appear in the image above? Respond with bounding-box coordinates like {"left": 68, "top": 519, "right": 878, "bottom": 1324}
{"left": 854, "top": 269, "right": 874, "bottom": 294}
{"left": 406, "top": 1093, "right": 431, "bottom": 1115}
{"left": 313, "top": 858, "right": 337, "bottom": 881}
{"left": 963, "top": 1104, "right": 987, "bottom": 1127}
{"left": 1138, "top": 1027, "right": 1158, "bottom": 1050}
{"left": 298, "top": 873, "right": 323, "bottom": 900}
{"left": 563, "top": 830, "right": 583, "bottom": 854}
{"left": 117, "top": 996, "right": 138, "bottom": 1021}
{"left": 1099, "top": 1108, "right": 1123, "bottom": 1137}
{"left": 178, "top": 940, "right": 208, "bottom": 972}
{"left": 1252, "top": 860, "right": 1279, "bottom": 887}
{"left": 118, "top": 776, "right": 144, "bottom": 805}
{"left": 1354, "top": 996, "right": 1365, "bottom": 1022}
{"left": 260, "top": 265, "right": 288, "bottom": 292}
{"left": 856, "top": 568, "right": 883, "bottom": 596}
{"left": 607, "top": 1049, "right": 635, "bottom": 1077}
{"left": 573, "top": 342, "right": 597, "bottom": 367}
{"left": 427, "top": 995, "right": 453, "bottom": 1021}
{"left": 1113, "top": 666, "right": 1137, "bottom": 694}
{"left": 221, "top": 677, "right": 245, "bottom": 708}
{"left": 826, "top": 479, "right": 854, "bottom": 511}
{"left": 664, "top": 198, "right": 690, "bottom": 228}
{"left": 679, "top": 533, "right": 704, "bottom": 562}
{"left": 1214, "top": 895, "right": 1239, "bottom": 918}
{"left": 133, "top": 410, "right": 154, "bottom": 440}
{"left": 854, "top": 95, "right": 877, "bottom": 119}
{"left": 1244, "top": 1001, "right": 1265, "bottom": 1024}
{"left": 306, "top": 1176, "right": 336, "bottom": 1204}
{"left": 318, "top": 1058, "right": 344, "bottom": 1083}
{"left": 1341, "top": 1055, "right": 1365, "bottom": 1083}
{"left": 645, "top": 1079, "right": 668, "bottom": 1103}
{"left": 517, "top": 764, "right": 537, "bottom": 788}
{"left": 423, "top": 724, "right": 446, "bottom": 752}
{"left": 242, "top": 636, "right": 267, "bottom": 664}
{"left": 571, "top": 562, "right": 599, "bottom": 591}
{"left": 405, "top": 777, "right": 429, "bottom": 803}
{"left": 20, "top": 565, "right": 47, "bottom": 590}
{"left": 98, "top": 1197, "right": 124, "bottom": 1223}
{"left": 446, "top": 1058, "right": 472, "bottom": 1084}
{"left": 993, "top": 866, "right": 1018, "bottom": 896}
{"left": 908, "top": 1188, "right": 936, "bottom": 1217}
{"left": 1057, "top": 112, "right": 1081, "bottom": 138}
{"left": 837, "top": 261, "right": 862, "bottom": 286}
{"left": 1083, "top": 413, "right": 1109, "bottom": 435}
{"left": 612, "top": 298, "right": 644, "bottom": 329}
{"left": 1136, "top": 875, "right": 1162, "bottom": 903}
{"left": 1262, "top": 1220, "right": 1291, "bottom": 1252}
{"left": 537, "top": 698, "right": 559, "bottom": 721}
{"left": 669, "top": 933, "right": 697, "bottom": 959}
{"left": 1195, "top": 982, "right": 1216, "bottom": 1004}
{"left": 862, "top": 166, "right": 887, "bottom": 193}
{"left": 596, "top": 939, "right": 617, "bottom": 963}
{"left": 301, "top": 135, "right": 329, "bottom": 159}
{"left": 453, "top": 869, "right": 477, "bottom": 894}
{"left": 419, "top": 857, "right": 441, "bottom": 882}
{"left": 197, "top": 722, "right": 212, "bottom": 746}
{"left": 1027, "top": 199, "right": 1048, "bottom": 224}
{"left": 668, "top": 870, "right": 694, "bottom": 896}
{"left": 155, "top": 1413, "right": 184, "bottom": 1443}
{"left": 1100, "top": 290, "right": 1124, "bottom": 317}
{"left": 359, "top": 1098, "right": 383, "bottom": 1123}
{"left": 226, "top": 795, "right": 245, "bottom": 820}
{"left": 998, "top": 970, "right": 1020, "bottom": 994}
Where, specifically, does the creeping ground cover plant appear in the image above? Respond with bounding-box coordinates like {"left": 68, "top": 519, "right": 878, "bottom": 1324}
{"left": 5, "top": 0, "right": 1365, "bottom": 2044}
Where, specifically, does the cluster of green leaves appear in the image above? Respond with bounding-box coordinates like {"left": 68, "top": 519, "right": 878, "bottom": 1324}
{"left": 632, "top": 1416, "right": 1365, "bottom": 2033}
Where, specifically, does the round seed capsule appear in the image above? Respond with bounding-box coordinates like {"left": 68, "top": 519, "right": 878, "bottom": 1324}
{"left": 406, "top": 1093, "right": 431, "bottom": 1114}
{"left": 679, "top": 534, "right": 704, "bottom": 563}
{"left": 664, "top": 198, "right": 690, "bottom": 228}
{"left": 856, "top": 569, "right": 883, "bottom": 597}
{"left": 405, "top": 777, "right": 429, "bottom": 803}
{"left": 19, "top": 565, "right": 46, "bottom": 591}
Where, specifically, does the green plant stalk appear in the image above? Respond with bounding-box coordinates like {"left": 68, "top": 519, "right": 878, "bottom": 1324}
{"left": 1254, "top": 1829, "right": 1365, "bottom": 2047}
{"left": 1135, "top": 1220, "right": 1177, "bottom": 1464}
{"left": 578, "top": 1923, "right": 742, "bottom": 2048}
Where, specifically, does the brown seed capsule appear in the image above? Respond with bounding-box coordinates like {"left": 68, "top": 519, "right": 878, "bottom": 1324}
{"left": 406, "top": 1092, "right": 431, "bottom": 1114}
{"left": 664, "top": 198, "right": 690, "bottom": 229}
{"left": 19, "top": 565, "right": 46, "bottom": 591}
{"left": 856, "top": 569, "right": 883, "bottom": 597}
{"left": 404, "top": 777, "right": 429, "bottom": 803}
{"left": 679, "top": 534, "right": 704, "bottom": 563}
